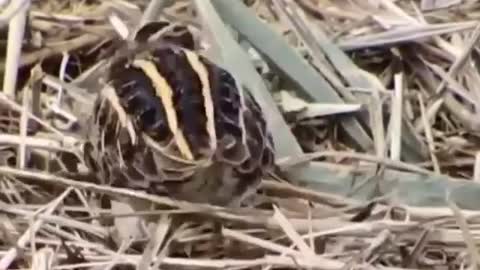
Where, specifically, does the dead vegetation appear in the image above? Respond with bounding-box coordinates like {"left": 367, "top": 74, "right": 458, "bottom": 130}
{"left": 1, "top": 0, "right": 480, "bottom": 269}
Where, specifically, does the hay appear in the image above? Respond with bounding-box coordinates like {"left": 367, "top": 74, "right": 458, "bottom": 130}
{"left": 1, "top": 0, "right": 480, "bottom": 269}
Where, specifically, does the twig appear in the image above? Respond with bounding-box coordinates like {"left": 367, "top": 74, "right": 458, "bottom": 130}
{"left": 139, "top": 0, "right": 171, "bottom": 26}
{"left": 0, "top": 0, "right": 29, "bottom": 26}
{"left": 389, "top": 73, "right": 403, "bottom": 161}
{"left": 0, "top": 92, "right": 67, "bottom": 138}
{"left": 433, "top": 22, "right": 480, "bottom": 97}
{"left": 277, "top": 151, "right": 433, "bottom": 175}
{"left": 2, "top": 0, "right": 29, "bottom": 97}
{"left": 0, "top": 188, "right": 73, "bottom": 270}
{"left": 363, "top": 229, "right": 390, "bottom": 262}
{"left": 18, "top": 31, "right": 116, "bottom": 69}
{"left": 109, "top": 13, "right": 130, "bottom": 40}
{"left": 272, "top": 205, "right": 315, "bottom": 256}
{"left": 417, "top": 93, "right": 440, "bottom": 173}
{"left": 223, "top": 228, "right": 302, "bottom": 257}
{"left": 447, "top": 196, "right": 480, "bottom": 270}
{"left": 474, "top": 152, "right": 480, "bottom": 182}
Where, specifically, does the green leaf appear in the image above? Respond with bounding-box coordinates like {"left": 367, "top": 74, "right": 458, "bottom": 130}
{"left": 210, "top": 0, "right": 374, "bottom": 152}
{"left": 192, "top": 0, "right": 303, "bottom": 158}
{"left": 290, "top": 161, "right": 480, "bottom": 210}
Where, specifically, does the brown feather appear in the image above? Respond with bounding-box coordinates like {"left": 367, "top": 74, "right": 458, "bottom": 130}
{"left": 84, "top": 23, "right": 275, "bottom": 207}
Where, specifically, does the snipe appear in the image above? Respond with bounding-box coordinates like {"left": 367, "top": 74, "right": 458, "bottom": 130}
{"left": 83, "top": 21, "right": 275, "bottom": 207}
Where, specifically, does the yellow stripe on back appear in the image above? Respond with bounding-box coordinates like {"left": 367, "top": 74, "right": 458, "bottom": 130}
{"left": 132, "top": 59, "right": 194, "bottom": 161}
{"left": 182, "top": 49, "right": 217, "bottom": 154}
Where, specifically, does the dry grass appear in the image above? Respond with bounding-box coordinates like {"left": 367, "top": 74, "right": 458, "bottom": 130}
{"left": 1, "top": 0, "right": 480, "bottom": 269}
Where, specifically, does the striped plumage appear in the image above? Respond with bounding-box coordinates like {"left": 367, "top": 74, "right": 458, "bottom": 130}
{"left": 83, "top": 33, "right": 275, "bottom": 207}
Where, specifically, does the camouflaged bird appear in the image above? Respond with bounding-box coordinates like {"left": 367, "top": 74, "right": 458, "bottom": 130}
{"left": 83, "top": 21, "right": 275, "bottom": 207}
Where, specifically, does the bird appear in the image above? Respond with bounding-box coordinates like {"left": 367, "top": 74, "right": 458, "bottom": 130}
{"left": 82, "top": 21, "right": 275, "bottom": 208}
